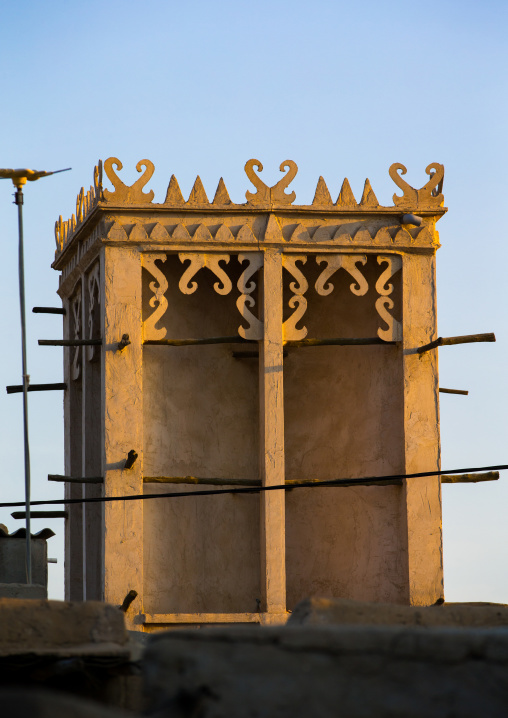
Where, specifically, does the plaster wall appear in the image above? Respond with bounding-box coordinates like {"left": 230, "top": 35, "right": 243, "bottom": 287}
{"left": 142, "top": 255, "right": 260, "bottom": 613}
{"left": 284, "top": 257, "right": 405, "bottom": 607}
{"left": 141, "top": 254, "right": 406, "bottom": 612}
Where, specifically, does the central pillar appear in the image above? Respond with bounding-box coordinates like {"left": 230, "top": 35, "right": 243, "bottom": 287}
{"left": 259, "top": 248, "right": 286, "bottom": 616}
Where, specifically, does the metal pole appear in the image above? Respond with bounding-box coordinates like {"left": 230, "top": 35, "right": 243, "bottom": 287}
{"left": 14, "top": 183, "right": 32, "bottom": 584}
{"left": 0, "top": 166, "right": 71, "bottom": 585}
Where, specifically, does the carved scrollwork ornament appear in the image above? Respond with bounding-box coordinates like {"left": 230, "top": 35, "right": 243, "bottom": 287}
{"left": 245, "top": 160, "right": 270, "bottom": 205}
{"left": 315, "top": 255, "right": 343, "bottom": 296}
{"left": 284, "top": 255, "right": 308, "bottom": 295}
{"left": 283, "top": 295, "right": 308, "bottom": 340}
{"left": 282, "top": 254, "right": 308, "bottom": 340}
{"left": 376, "top": 296, "right": 402, "bottom": 342}
{"left": 374, "top": 255, "right": 402, "bottom": 342}
{"left": 238, "top": 253, "right": 263, "bottom": 294}
{"left": 237, "top": 295, "right": 263, "bottom": 340}
{"left": 245, "top": 159, "right": 298, "bottom": 206}
{"left": 142, "top": 254, "right": 169, "bottom": 341}
{"left": 375, "top": 255, "right": 402, "bottom": 296}
{"left": 271, "top": 161, "right": 298, "bottom": 204}
{"left": 237, "top": 253, "right": 263, "bottom": 340}
{"left": 178, "top": 253, "right": 232, "bottom": 296}
{"left": 103, "top": 158, "right": 155, "bottom": 204}
{"left": 389, "top": 162, "right": 444, "bottom": 208}
{"left": 315, "top": 254, "right": 368, "bottom": 297}
{"left": 342, "top": 256, "right": 369, "bottom": 296}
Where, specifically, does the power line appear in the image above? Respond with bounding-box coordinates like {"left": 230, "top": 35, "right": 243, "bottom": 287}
{"left": 2, "top": 463, "right": 506, "bottom": 511}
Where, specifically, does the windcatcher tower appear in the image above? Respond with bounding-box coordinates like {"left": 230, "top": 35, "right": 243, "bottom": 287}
{"left": 53, "top": 158, "right": 446, "bottom": 630}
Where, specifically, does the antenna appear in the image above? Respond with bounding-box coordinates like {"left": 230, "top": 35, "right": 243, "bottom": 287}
{"left": 0, "top": 166, "right": 71, "bottom": 584}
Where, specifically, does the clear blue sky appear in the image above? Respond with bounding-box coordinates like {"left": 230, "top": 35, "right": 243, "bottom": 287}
{"left": 0, "top": 0, "right": 507, "bottom": 600}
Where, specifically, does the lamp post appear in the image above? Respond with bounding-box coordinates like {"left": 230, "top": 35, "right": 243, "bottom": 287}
{"left": 0, "top": 167, "right": 70, "bottom": 583}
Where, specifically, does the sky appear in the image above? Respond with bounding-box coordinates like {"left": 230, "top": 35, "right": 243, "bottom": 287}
{"left": 0, "top": 0, "right": 507, "bottom": 601}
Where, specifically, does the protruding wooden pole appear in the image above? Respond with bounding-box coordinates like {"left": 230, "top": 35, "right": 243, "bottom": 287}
{"left": 144, "top": 336, "right": 254, "bottom": 346}
{"left": 417, "top": 332, "right": 495, "bottom": 354}
{"left": 48, "top": 475, "right": 104, "bottom": 484}
{"left": 441, "top": 471, "right": 498, "bottom": 483}
{"left": 439, "top": 388, "right": 468, "bottom": 396}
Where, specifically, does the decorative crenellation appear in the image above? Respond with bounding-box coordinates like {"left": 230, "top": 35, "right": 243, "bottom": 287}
{"left": 142, "top": 252, "right": 401, "bottom": 344}
{"left": 54, "top": 158, "right": 445, "bottom": 258}
{"left": 55, "top": 161, "right": 103, "bottom": 256}
{"left": 103, "top": 158, "right": 154, "bottom": 204}
{"left": 390, "top": 163, "right": 444, "bottom": 208}
{"left": 245, "top": 160, "right": 298, "bottom": 205}
{"left": 105, "top": 218, "right": 433, "bottom": 247}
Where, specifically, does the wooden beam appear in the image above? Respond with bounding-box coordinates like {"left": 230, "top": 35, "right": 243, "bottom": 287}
{"left": 417, "top": 333, "right": 495, "bottom": 354}
{"left": 441, "top": 471, "right": 499, "bottom": 484}
{"left": 6, "top": 383, "right": 67, "bottom": 394}
{"left": 285, "top": 337, "right": 395, "bottom": 347}
{"left": 144, "top": 476, "right": 260, "bottom": 486}
{"left": 48, "top": 475, "right": 104, "bottom": 484}
{"left": 142, "top": 476, "right": 404, "bottom": 488}
{"left": 144, "top": 336, "right": 255, "bottom": 346}
{"left": 12, "top": 510, "right": 68, "bottom": 519}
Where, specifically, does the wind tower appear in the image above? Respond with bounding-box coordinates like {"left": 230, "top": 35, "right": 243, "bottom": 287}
{"left": 52, "top": 157, "right": 448, "bottom": 631}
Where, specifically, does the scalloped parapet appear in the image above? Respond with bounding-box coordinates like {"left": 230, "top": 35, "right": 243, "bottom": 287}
{"left": 53, "top": 158, "right": 446, "bottom": 261}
